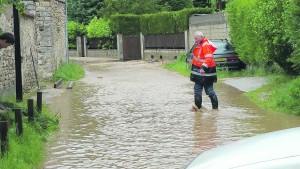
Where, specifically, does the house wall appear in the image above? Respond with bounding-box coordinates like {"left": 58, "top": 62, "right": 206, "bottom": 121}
{"left": 0, "top": 0, "right": 67, "bottom": 98}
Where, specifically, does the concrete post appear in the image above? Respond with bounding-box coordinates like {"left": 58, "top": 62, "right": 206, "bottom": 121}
{"left": 140, "top": 32, "right": 144, "bottom": 60}
{"left": 76, "top": 35, "right": 88, "bottom": 57}
{"left": 117, "top": 33, "right": 123, "bottom": 60}
{"left": 82, "top": 35, "right": 88, "bottom": 57}
{"left": 185, "top": 30, "right": 189, "bottom": 52}
{"left": 76, "top": 36, "right": 82, "bottom": 57}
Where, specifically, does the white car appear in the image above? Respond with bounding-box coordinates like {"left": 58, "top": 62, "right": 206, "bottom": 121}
{"left": 184, "top": 127, "right": 300, "bottom": 169}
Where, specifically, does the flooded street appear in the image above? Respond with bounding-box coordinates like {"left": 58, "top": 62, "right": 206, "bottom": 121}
{"left": 43, "top": 58, "right": 300, "bottom": 169}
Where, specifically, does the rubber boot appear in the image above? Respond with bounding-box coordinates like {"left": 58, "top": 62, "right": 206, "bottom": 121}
{"left": 195, "top": 95, "right": 202, "bottom": 109}
{"left": 210, "top": 95, "right": 218, "bottom": 109}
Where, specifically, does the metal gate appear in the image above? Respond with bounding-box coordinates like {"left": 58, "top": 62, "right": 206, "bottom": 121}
{"left": 122, "top": 35, "right": 141, "bottom": 60}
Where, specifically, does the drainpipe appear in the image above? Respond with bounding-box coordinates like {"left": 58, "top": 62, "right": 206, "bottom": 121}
{"left": 64, "top": 0, "right": 69, "bottom": 63}
{"left": 13, "top": 5, "right": 23, "bottom": 102}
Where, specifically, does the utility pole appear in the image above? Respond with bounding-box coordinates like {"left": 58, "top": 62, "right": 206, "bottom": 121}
{"left": 13, "top": 5, "right": 23, "bottom": 102}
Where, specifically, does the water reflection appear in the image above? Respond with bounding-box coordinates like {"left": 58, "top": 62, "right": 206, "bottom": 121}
{"left": 192, "top": 111, "right": 217, "bottom": 153}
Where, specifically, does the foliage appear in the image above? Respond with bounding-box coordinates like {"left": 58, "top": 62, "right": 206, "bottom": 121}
{"left": 193, "top": 0, "right": 212, "bottom": 8}
{"left": 100, "top": 0, "right": 171, "bottom": 17}
{"left": 67, "top": 0, "right": 104, "bottom": 24}
{"left": 226, "top": 0, "right": 298, "bottom": 75}
{"left": 140, "top": 7, "right": 213, "bottom": 35}
{"left": 67, "top": 21, "right": 86, "bottom": 40}
{"left": 286, "top": 0, "right": 300, "bottom": 71}
{"left": 86, "top": 17, "right": 112, "bottom": 38}
{"left": 110, "top": 14, "right": 141, "bottom": 35}
{"left": 158, "top": 0, "right": 193, "bottom": 11}
{"left": 0, "top": 0, "right": 25, "bottom": 13}
{"left": 53, "top": 61, "right": 85, "bottom": 81}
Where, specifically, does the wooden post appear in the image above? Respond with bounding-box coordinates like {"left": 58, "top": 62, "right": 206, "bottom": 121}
{"left": 14, "top": 109, "right": 23, "bottom": 136}
{"left": 27, "top": 99, "right": 34, "bottom": 122}
{"left": 0, "top": 121, "right": 8, "bottom": 156}
{"left": 37, "top": 91, "right": 42, "bottom": 112}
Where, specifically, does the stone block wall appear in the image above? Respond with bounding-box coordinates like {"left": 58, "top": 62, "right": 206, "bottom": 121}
{"left": 0, "top": 8, "right": 17, "bottom": 97}
{"left": 0, "top": 0, "right": 67, "bottom": 98}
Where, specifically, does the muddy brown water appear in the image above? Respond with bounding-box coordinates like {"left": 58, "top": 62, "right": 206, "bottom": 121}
{"left": 42, "top": 58, "right": 300, "bottom": 169}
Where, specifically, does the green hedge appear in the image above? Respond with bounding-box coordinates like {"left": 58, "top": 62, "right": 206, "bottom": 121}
{"left": 110, "top": 14, "right": 141, "bottom": 35}
{"left": 227, "top": 0, "right": 299, "bottom": 74}
{"left": 141, "top": 8, "right": 213, "bottom": 35}
{"left": 109, "top": 8, "right": 213, "bottom": 36}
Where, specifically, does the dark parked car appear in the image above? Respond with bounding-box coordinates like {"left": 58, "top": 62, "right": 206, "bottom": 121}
{"left": 186, "top": 39, "right": 245, "bottom": 70}
{"left": 184, "top": 127, "right": 300, "bottom": 169}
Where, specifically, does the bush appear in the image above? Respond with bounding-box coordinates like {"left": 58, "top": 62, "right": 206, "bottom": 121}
{"left": 67, "top": 21, "right": 86, "bottom": 40}
{"left": 86, "top": 17, "right": 112, "bottom": 38}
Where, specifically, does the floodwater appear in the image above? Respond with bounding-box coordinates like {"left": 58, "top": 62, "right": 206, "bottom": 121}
{"left": 42, "top": 58, "right": 300, "bottom": 169}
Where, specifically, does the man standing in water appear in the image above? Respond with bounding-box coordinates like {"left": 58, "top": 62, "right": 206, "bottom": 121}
{"left": 0, "top": 32, "right": 15, "bottom": 49}
{"left": 190, "top": 31, "right": 218, "bottom": 112}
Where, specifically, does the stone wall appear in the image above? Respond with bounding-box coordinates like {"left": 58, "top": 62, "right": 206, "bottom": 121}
{"left": 0, "top": 0, "right": 67, "bottom": 98}
{"left": 0, "top": 8, "right": 17, "bottom": 97}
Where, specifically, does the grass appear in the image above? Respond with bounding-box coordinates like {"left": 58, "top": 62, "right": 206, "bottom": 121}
{"left": 163, "top": 53, "right": 300, "bottom": 116}
{"left": 246, "top": 75, "right": 300, "bottom": 115}
{"left": 0, "top": 60, "right": 85, "bottom": 168}
{"left": 53, "top": 61, "right": 85, "bottom": 81}
{"left": 1, "top": 124, "right": 45, "bottom": 169}
{"left": 0, "top": 96, "right": 60, "bottom": 168}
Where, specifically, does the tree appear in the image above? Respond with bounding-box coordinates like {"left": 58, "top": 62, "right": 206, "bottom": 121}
{"left": 158, "top": 0, "right": 193, "bottom": 11}
{"left": 86, "top": 17, "right": 112, "bottom": 38}
{"left": 193, "top": 0, "right": 212, "bottom": 8}
{"left": 100, "top": 0, "right": 171, "bottom": 17}
{"left": 0, "top": 0, "right": 25, "bottom": 13}
{"left": 287, "top": 0, "right": 300, "bottom": 72}
{"left": 67, "top": 0, "right": 104, "bottom": 24}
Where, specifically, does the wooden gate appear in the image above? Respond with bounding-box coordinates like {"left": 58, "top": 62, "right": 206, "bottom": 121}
{"left": 122, "top": 35, "right": 141, "bottom": 60}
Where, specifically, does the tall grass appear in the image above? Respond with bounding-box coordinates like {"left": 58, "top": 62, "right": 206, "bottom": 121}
{"left": 0, "top": 99, "right": 59, "bottom": 168}
{"left": 53, "top": 61, "right": 85, "bottom": 81}
{"left": 1, "top": 124, "right": 45, "bottom": 169}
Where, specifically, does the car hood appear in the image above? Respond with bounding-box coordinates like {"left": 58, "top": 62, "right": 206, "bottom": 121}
{"left": 185, "top": 127, "right": 300, "bottom": 169}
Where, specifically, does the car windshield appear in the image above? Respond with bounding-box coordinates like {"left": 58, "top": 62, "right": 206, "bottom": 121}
{"left": 211, "top": 41, "right": 235, "bottom": 54}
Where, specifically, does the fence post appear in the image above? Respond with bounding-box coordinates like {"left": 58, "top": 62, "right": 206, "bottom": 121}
{"left": 37, "top": 91, "right": 42, "bottom": 112}
{"left": 14, "top": 109, "right": 23, "bottom": 136}
{"left": 0, "top": 121, "right": 8, "bottom": 156}
{"left": 27, "top": 99, "right": 34, "bottom": 122}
